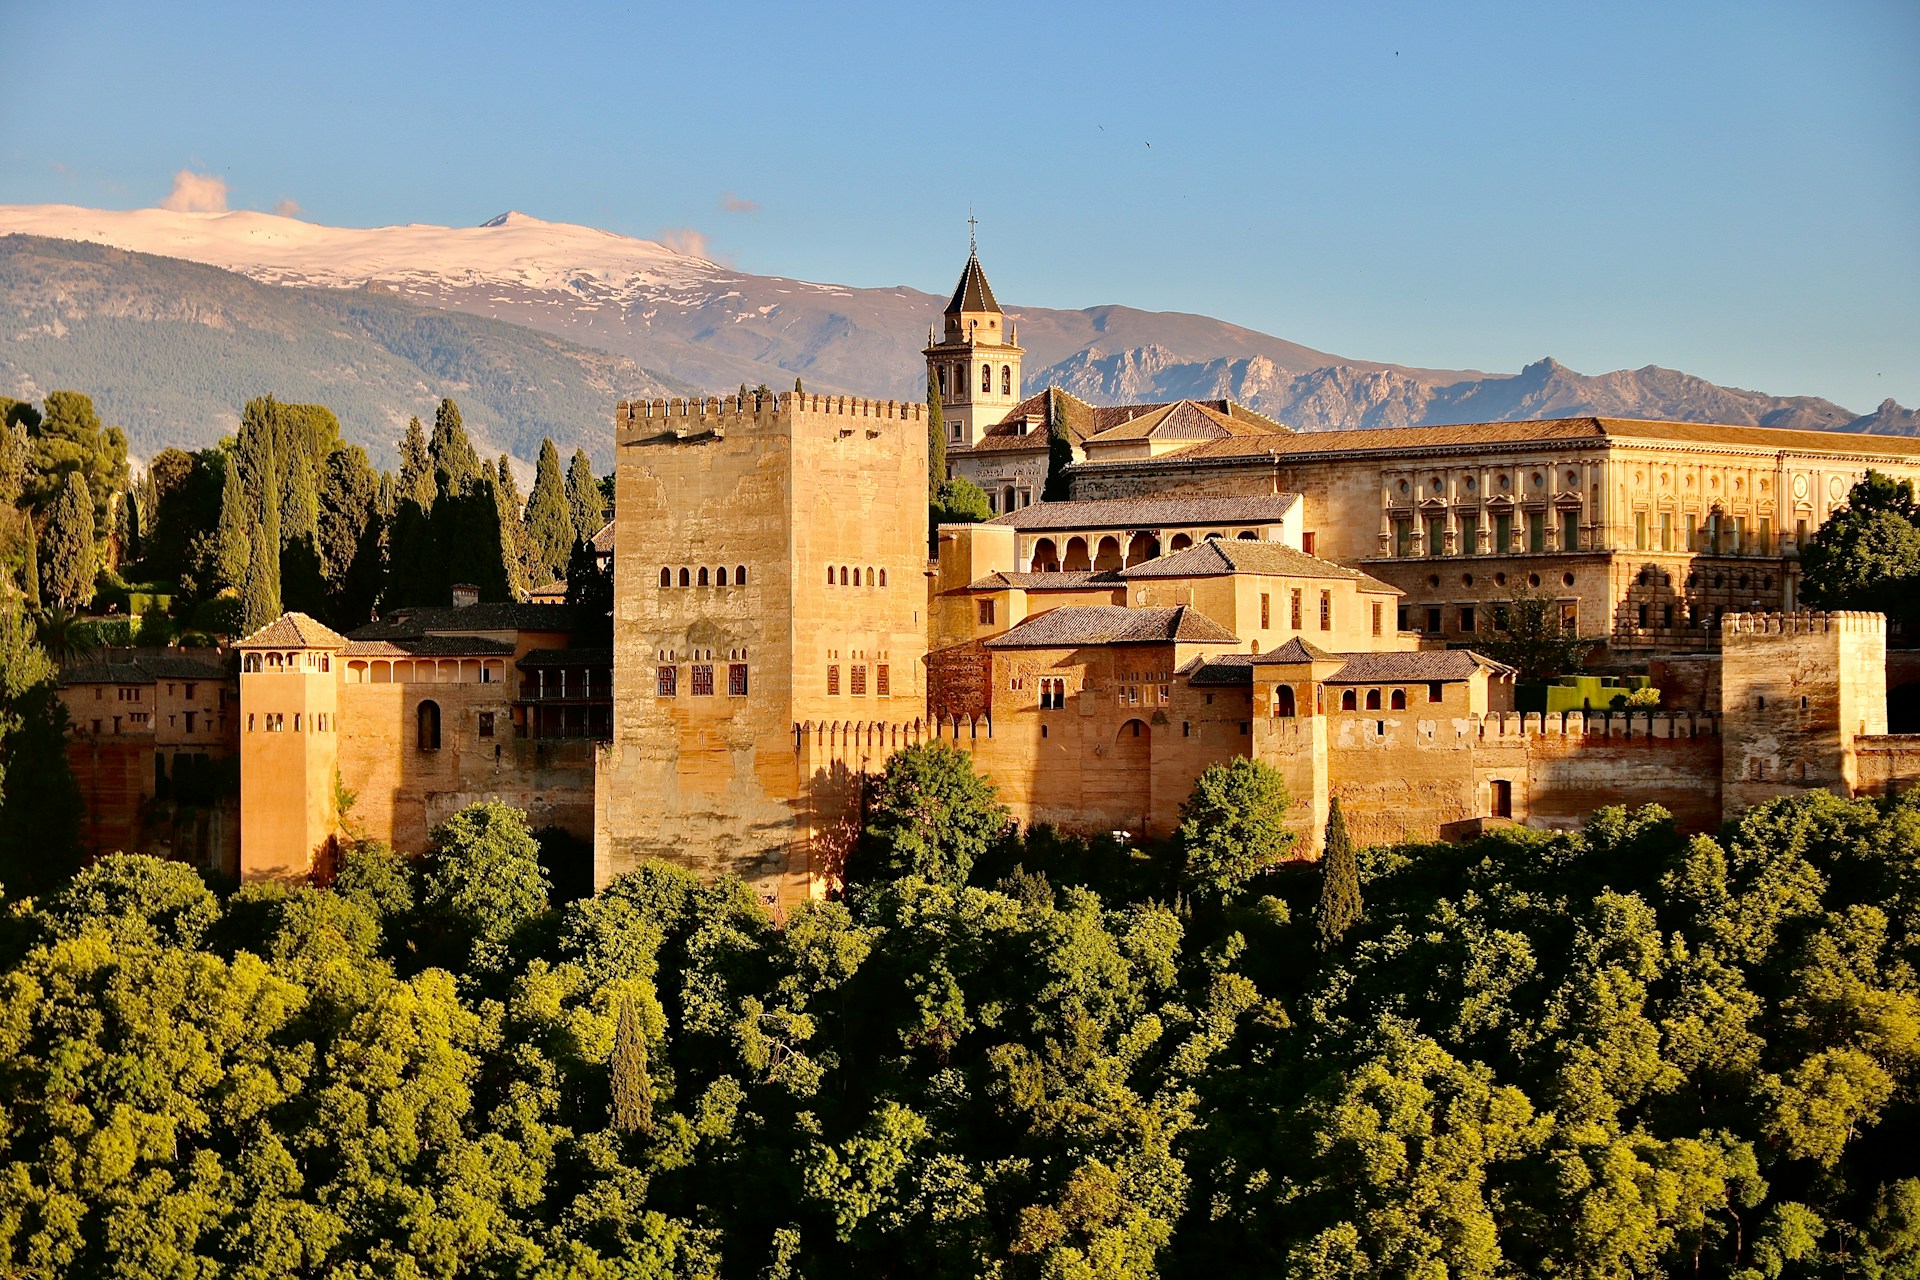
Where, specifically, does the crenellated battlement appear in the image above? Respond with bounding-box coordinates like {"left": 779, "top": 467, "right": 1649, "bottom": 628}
{"left": 1722, "top": 610, "right": 1887, "bottom": 637}
{"left": 1324, "top": 708, "right": 1720, "bottom": 743}
{"left": 616, "top": 390, "right": 925, "bottom": 440}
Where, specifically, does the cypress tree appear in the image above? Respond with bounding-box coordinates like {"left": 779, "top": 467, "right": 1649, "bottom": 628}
{"left": 927, "top": 368, "right": 946, "bottom": 501}
{"left": 610, "top": 994, "right": 654, "bottom": 1136}
{"left": 121, "top": 489, "right": 141, "bottom": 563}
{"left": 1314, "top": 796, "right": 1363, "bottom": 952}
{"left": 241, "top": 468, "right": 282, "bottom": 635}
{"left": 793, "top": 377, "right": 804, "bottom": 394}
{"left": 21, "top": 517, "right": 40, "bottom": 610}
{"left": 282, "top": 450, "right": 320, "bottom": 548}
{"left": 1043, "top": 388, "right": 1074, "bottom": 501}
{"left": 41, "top": 473, "right": 95, "bottom": 610}
{"left": 492, "top": 458, "right": 528, "bottom": 599}
{"left": 429, "top": 398, "right": 481, "bottom": 499}
{"left": 523, "top": 439, "right": 572, "bottom": 586}
{"left": 398, "top": 416, "right": 433, "bottom": 508}
{"left": 567, "top": 449, "right": 604, "bottom": 546}
{"left": 214, "top": 456, "right": 251, "bottom": 594}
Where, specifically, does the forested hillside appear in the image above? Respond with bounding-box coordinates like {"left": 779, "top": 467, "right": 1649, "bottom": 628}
{"left": 0, "top": 235, "right": 688, "bottom": 468}
{"left": 1, "top": 749, "right": 1915, "bottom": 1278}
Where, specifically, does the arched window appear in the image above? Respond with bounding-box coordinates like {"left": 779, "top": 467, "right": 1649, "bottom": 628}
{"left": 1001, "top": 365, "right": 1011, "bottom": 395}
{"left": 980, "top": 363, "right": 991, "bottom": 393}
{"left": 417, "top": 700, "right": 441, "bottom": 751}
{"left": 840, "top": 566, "right": 849, "bottom": 585}
{"left": 698, "top": 567, "right": 710, "bottom": 586}
{"left": 243, "top": 653, "right": 261, "bottom": 673}
{"left": 679, "top": 567, "right": 691, "bottom": 587}
{"left": 659, "top": 567, "right": 671, "bottom": 588}
{"left": 268, "top": 652, "right": 284, "bottom": 669}
{"left": 1390, "top": 689, "right": 1407, "bottom": 710}
{"left": 936, "top": 366, "right": 946, "bottom": 397}
{"left": 716, "top": 566, "right": 728, "bottom": 587}
{"left": 737, "top": 565, "right": 748, "bottom": 585}
{"left": 1275, "top": 685, "right": 1297, "bottom": 717}
{"left": 828, "top": 565, "right": 835, "bottom": 585}
{"left": 1365, "top": 689, "right": 1382, "bottom": 710}
{"left": 866, "top": 568, "right": 875, "bottom": 586}
{"left": 1341, "top": 689, "right": 1357, "bottom": 711}
{"left": 878, "top": 569, "right": 887, "bottom": 587}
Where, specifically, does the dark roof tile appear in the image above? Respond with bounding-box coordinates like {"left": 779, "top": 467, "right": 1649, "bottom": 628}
{"left": 985, "top": 605, "right": 1239, "bottom": 648}
{"left": 985, "top": 494, "right": 1299, "bottom": 531}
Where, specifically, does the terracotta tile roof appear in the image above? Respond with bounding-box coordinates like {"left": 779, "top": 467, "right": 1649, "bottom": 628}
{"left": 965, "top": 570, "right": 1124, "bottom": 590}
{"left": 340, "top": 635, "right": 517, "bottom": 658}
{"left": 1178, "top": 653, "right": 1256, "bottom": 686}
{"left": 517, "top": 647, "right": 614, "bottom": 668}
{"left": 236, "top": 612, "right": 348, "bottom": 650}
{"left": 354, "top": 602, "right": 578, "bottom": 639}
{"left": 1136, "top": 415, "right": 1920, "bottom": 464}
{"left": 590, "top": 520, "right": 615, "bottom": 553}
{"left": 1321, "top": 650, "right": 1514, "bottom": 684}
{"left": 984, "top": 494, "right": 1300, "bottom": 532}
{"left": 1086, "top": 400, "right": 1283, "bottom": 444}
{"left": 946, "top": 253, "right": 1001, "bottom": 314}
{"left": 1251, "top": 637, "right": 1341, "bottom": 665}
{"left": 526, "top": 578, "right": 569, "bottom": 602}
{"left": 985, "top": 605, "right": 1239, "bottom": 648}
{"left": 1118, "top": 539, "right": 1400, "bottom": 593}
{"left": 956, "top": 391, "right": 1285, "bottom": 456}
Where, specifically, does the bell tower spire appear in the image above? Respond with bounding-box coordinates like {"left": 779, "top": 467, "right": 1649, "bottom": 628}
{"left": 923, "top": 221, "right": 1022, "bottom": 450}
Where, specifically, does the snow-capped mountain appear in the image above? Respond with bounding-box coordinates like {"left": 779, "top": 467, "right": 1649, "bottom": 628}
{"left": 1, "top": 203, "right": 1910, "bottom": 445}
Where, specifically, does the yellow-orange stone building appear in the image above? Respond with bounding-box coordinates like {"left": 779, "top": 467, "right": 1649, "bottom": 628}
{"left": 227, "top": 248, "right": 1920, "bottom": 901}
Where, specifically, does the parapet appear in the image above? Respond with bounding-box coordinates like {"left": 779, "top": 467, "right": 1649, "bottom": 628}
{"left": 1722, "top": 611, "right": 1887, "bottom": 637}
{"left": 615, "top": 391, "right": 925, "bottom": 442}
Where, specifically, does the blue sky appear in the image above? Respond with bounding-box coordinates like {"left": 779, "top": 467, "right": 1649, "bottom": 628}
{"left": 3, "top": 0, "right": 1915, "bottom": 412}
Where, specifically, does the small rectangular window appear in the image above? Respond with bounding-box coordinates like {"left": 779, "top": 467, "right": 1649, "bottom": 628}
{"left": 1459, "top": 605, "right": 1476, "bottom": 632}
{"left": 656, "top": 666, "right": 677, "bottom": 698}
{"left": 1528, "top": 510, "right": 1546, "bottom": 552}
{"left": 827, "top": 664, "right": 840, "bottom": 696}
{"left": 978, "top": 599, "right": 996, "bottom": 625}
{"left": 1758, "top": 517, "right": 1772, "bottom": 556}
{"left": 729, "top": 663, "right": 748, "bottom": 697}
{"left": 1427, "top": 518, "right": 1445, "bottom": 557}
{"left": 478, "top": 712, "right": 495, "bottom": 738}
{"left": 1426, "top": 606, "right": 1442, "bottom": 634}
{"left": 692, "top": 664, "right": 714, "bottom": 696}
{"left": 1372, "top": 601, "right": 1383, "bottom": 637}
{"left": 850, "top": 664, "right": 867, "bottom": 696}
{"left": 1319, "top": 590, "right": 1332, "bottom": 631}
{"left": 1039, "top": 677, "right": 1065, "bottom": 710}
{"left": 876, "top": 664, "right": 890, "bottom": 698}
{"left": 1302, "top": 531, "right": 1316, "bottom": 555}
{"left": 1427, "top": 681, "right": 1443, "bottom": 703}
{"left": 1260, "top": 592, "right": 1270, "bottom": 629}
{"left": 1394, "top": 518, "right": 1413, "bottom": 557}
{"left": 1459, "top": 513, "right": 1479, "bottom": 553}
{"left": 1495, "top": 512, "right": 1513, "bottom": 551}
{"left": 1635, "top": 511, "right": 1648, "bottom": 550}
{"left": 1290, "top": 589, "right": 1303, "bottom": 629}
{"left": 1686, "top": 514, "right": 1699, "bottom": 550}
{"left": 1660, "top": 512, "right": 1673, "bottom": 551}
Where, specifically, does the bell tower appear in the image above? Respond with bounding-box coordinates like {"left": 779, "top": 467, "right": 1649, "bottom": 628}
{"left": 923, "top": 227, "right": 1022, "bottom": 449}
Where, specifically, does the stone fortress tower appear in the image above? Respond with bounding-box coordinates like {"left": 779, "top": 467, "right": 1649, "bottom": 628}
{"left": 595, "top": 389, "right": 931, "bottom": 906}
{"left": 922, "top": 234, "right": 1023, "bottom": 448}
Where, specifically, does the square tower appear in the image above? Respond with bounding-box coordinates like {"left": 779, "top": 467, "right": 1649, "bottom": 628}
{"left": 235, "top": 613, "right": 346, "bottom": 881}
{"left": 923, "top": 251, "right": 1023, "bottom": 449}
{"left": 596, "top": 391, "right": 930, "bottom": 906}
{"left": 1721, "top": 610, "right": 1887, "bottom": 814}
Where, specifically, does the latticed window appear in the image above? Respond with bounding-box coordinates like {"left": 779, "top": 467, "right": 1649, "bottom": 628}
{"left": 1319, "top": 590, "right": 1332, "bottom": 631}
{"left": 691, "top": 664, "right": 714, "bottom": 696}
{"left": 827, "top": 664, "right": 840, "bottom": 695}
{"left": 850, "top": 664, "right": 867, "bottom": 696}
{"left": 656, "top": 666, "right": 677, "bottom": 697}
{"left": 1291, "top": 589, "right": 1302, "bottom": 629}
{"left": 1039, "top": 678, "right": 1066, "bottom": 710}
{"left": 876, "top": 664, "right": 890, "bottom": 697}
{"left": 729, "top": 663, "right": 749, "bottom": 697}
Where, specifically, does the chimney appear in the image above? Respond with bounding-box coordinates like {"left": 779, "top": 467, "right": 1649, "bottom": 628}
{"left": 451, "top": 583, "right": 479, "bottom": 609}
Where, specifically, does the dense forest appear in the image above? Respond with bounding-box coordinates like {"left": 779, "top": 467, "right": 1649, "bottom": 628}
{"left": 1, "top": 744, "right": 1916, "bottom": 1278}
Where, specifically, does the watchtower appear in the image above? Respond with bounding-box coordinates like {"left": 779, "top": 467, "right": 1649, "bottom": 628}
{"left": 923, "top": 243, "right": 1023, "bottom": 449}
{"left": 597, "top": 390, "right": 931, "bottom": 906}
{"left": 1720, "top": 611, "right": 1887, "bottom": 813}
{"left": 235, "top": 613, "right": 345, "bottom": 880}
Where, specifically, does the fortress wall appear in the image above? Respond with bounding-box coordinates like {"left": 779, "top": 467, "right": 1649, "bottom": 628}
{"left": 1720, "top": 611, "right": 1884, "bottom": 813}
{"left": 1850, "top": 736, "right": 1920, "bottom": 799}
{"left": 1523, "top": 719, "right": 1723, "bottom": 832}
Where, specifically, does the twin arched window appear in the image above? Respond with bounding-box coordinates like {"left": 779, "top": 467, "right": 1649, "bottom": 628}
{"left": 664, "top": 565, "right": 749, "bottom": 588}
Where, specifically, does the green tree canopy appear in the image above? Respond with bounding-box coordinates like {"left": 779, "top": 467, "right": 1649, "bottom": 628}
{"left": 1177, "top": 757, "right": 1295, "bottom": 898}
{"left": 523, "top": 438, "right": 573, "bottom": 586}
{"left": 1477, "top": 589, "right": 1594, "bottom": 684}
{"left": 420, "top": 800, "right": 551, "bottom": 974}
{"left": 858, "top": 742, "right": 1009, "bottom": 887}
{"left": 931, "top": 477, "right": 992, "bottom": 526}
{"left": 429, "top": 397, "right": 482, "bottom": 499}
{"left": 39, "top": 472, "right": 95, "bottom": 610}
{"left": 1800, "top": 470, "right": 1920, "bottom": 626}
{"left": 567, "top": 448, "right": 605, "bottom": 545}
{"left": 1314, "top": 796, "right": 1362, "bottom": 951}
{"left": 27, "top": 390, "right": 127, "bottom": 534}
{"left": 0, "top": 596, "right": 82, "bottom": 894}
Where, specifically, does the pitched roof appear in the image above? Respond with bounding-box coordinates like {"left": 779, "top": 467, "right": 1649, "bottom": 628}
{"left": 526, "top": 578, "right": 569, "bottom": 601}
{"left": 1117, "top": 538, "right": 1400, "bottom": 592}
{"left": 984, "top": 605, "right": 1239, "bottom": 648}
{"left": 946, "top": 254, "right": 1001, "bottom": 314}
{"left": 236, "top": 612, "right": 348, "bottom": 650}
{"left": 1252, "top": 636, "right": 1341, "bottom": 664}
{"left": 1127, "top": 415, "right": 1920, "bottom": 465}
{"left": 956, "top": 390, "right": 1288, "bottom": 457}
{"left": 340, "top": 635, "right": 517, "bottom": 658}
{"left": 1321, "top": 650, "right": 1515, "bottom": 684}
{"left": 1178, "top": 653, "right": 1257, "bottom": 686}
{"left": 353, "top": 602, "right": 578, "bottom": 640}
{"left": 966, "top": 570, "right": 1124, "bottom": 591}
{"left": 62, "top": 661, "right": 155, "bottom": 685}
{"left": 1085, "top": 400, "right": 1283, "bottom": 444}
{"left": 590, "top": 520, "right": 615, "bottom": 553}
{"left": 984, "top": 494, "right": 1300, "bottom": 532}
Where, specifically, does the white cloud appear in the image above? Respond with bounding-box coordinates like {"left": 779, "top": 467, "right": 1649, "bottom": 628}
{"left": 159, "top": 169, "right": 228, "bottom": 213}
{"left": 272, "top": 197, "right": 302, "bottom": 218}
{"left": 657, "top": 227, "right": 711, "bottom": 260}
{"left": 719, "top": 191, "right": 758, "bottom": 214}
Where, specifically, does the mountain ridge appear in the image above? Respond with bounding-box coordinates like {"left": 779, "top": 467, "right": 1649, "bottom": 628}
{"left": 0, "top": 204, "right": 1911, "bottom": 454}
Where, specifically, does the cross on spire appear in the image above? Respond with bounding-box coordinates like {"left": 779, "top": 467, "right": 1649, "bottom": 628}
{"left": 968, "top": 208, "right": 978, "bottom": 255}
